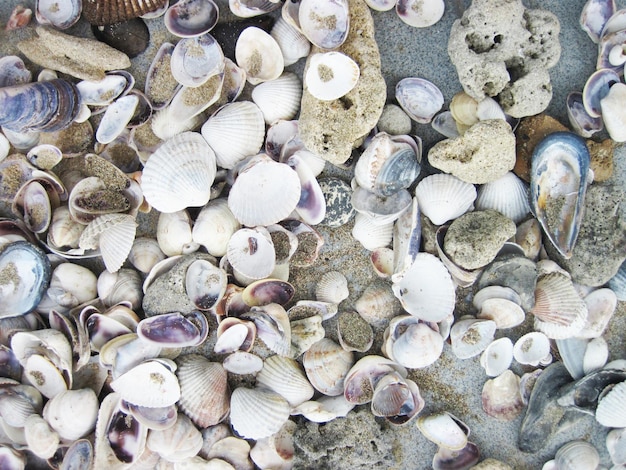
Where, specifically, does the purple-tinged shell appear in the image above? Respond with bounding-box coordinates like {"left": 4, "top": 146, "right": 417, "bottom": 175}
{"left": 60, "top": 438, "right": 93, "bottom": 470}
{"left": 123, "top": 401, "right": 178, "bottom": 430}
{"left": 136, "top": 311, "right": 209, "bottom": 347}
{"left": 286, "top": 153, "right": 326, "bottom": 225}
{"left": 298, "top": 0, "right": 349, "bottom": 50}
{"left": 230, "top": 0, "right": 282, "bottom": 18}
{"left": 185, "top": 259, "right": 227, "bottom": 310}
{"left": 242, "top": 279, "right": 295, "bottom": 307}
{"left": 395, "top": 77, "right": 444, "bottom": 124}
{"left": 396, "top": 0, "right": 444, "bottom": 28}
{"left": 580, "top": 0, "right": 616, "bottom": 43}
{"left": 165, "top": 0, "right": 219, "bottom": 38}
{"left": 597, "top": 28, "right": 626, "bottom": 73}
{"left": 36, "top": 0, "right": 82, "bottom": 30}
{"left": 106, "top": 402, "right": 145, "bottom": 463}
{"left": 144, "top": 42, "right": 180, "bottom": 110}
{"left": 566, "top": 91, "right": 603, "bottom": 137}
{"left": 582, "top": 68, "right": 620, "bottom": 118}
{"left": 600, "top": 7, "right": 626, "bottom": 37}
{"left": 432, "top": 442, "right": 480, "bottom": 470}
{"left": 171, "top": 33, "right": 225, "bottom": 87}
{"left": 0, "top": 345, "right": 22, "bottom": 382}
{"left": 0, "top": 56, "right": 31, "bottom": 88}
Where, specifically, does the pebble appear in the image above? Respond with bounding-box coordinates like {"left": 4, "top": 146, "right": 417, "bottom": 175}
{"left": 318, "top": 177, "right": 354, "bottom": 227}
{"left": 377, "top": 104, "right": 412, "bottom": 135}
{"left": 477, "top": 254, "right": 538, "bottom": 312}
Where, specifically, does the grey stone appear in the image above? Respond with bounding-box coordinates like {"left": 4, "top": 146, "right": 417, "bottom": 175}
{"left": 377, "top": 104, "right": 412, "bottom": 136}
{"left": 544, "top": 183, "right": 626, "bottom": 286}
{"left": 447, "top": 0, "right": 560, "bottom": 118}
{"left": 478, "top": 254, "right": 538, "bottom": 312}
{"left": 427, "top": 119, "right": 516, "bottom": 184}
{"left": 444, "top": 210, "right": 517, "bottom": 270}
{"left": 318, "top": 177, "right": 355, "bottom": 228}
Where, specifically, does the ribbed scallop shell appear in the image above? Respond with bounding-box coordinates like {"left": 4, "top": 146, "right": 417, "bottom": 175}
{"left": 175, "top": 354, "right": 230, "bottom": 428}
{"left": 270, "top": 16, "right": 311, "bottom": 66}
{"left": 305, "top": 52, "right": 360, "bottom": 101}
{"left": 82, "top": 0, "right": 168, "bottom": 25}
{"left": 251, "top": 73, "right": 302, "bottom": 125}
{"left": 256, "top": 355, "right": 314, "bottom": 407}
{"left": 230, "top": 387, "right": 291, "bottom": 440}
{"left": 110, "top": 360, "right": 180, "bottom": 408}
{"left": 475, "top": 172, "right": 530, "bottom": 223}
{"left": 415, "top": 174, "right": 476, "bottom": 225}
{"left": 141, "top": 131, "right": 217, "bottom": 213}
{"left": 227, "top": 154, "right": 301, "bottom": 227}
{"left": 315, "top": 271, "right": 349, "bottom": 304}
{"left": 78, "top": 213, "right": 137, "bottom": 273}
{"left": 596, "top": 380, "right": 626, "bottom": 428}
{"left": 303, "top": 338, "right": 354, "bottom": 396}
{"left": 352, "top": 212, "right": 393, "bottom": 251}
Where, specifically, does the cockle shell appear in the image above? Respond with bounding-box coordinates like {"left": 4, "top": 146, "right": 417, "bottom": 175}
{"left": 78, "top": 213, "right": 136, "bottom": 273}
{"left": 475, "top": 172, "right": 530, "bottom": 223}
{"left": 270, "top": 16, "right": 311, "bottom": 66}
{"left": 414, "top": 173, "right": 476, "bottom": 226}
{"left": 547, "top": 440, "right": 601, "bottom": 470}
{"left": 141, "top": 131, "right": 217, "bottom": 213}
{"left": 256, "top": 355, "right": 315, "bottom": 407}
{"left": 303, "top": 338, "right": 354, "bottom": 396}
{"left": 315, "top": 271, "right": 349, "bottom": 304}
{"left": 370, "top": 372, "right": 424, "bottom": 424}
{"left": 252, "top": 72, "right": 302, "bottom": 125}
{"left": 229, "top": 387, "right": 291, "bottom": 440}
{"left": 305, "top": 52, "right": 360, "bottom": 101}
{"left": 235, "top": 27, "right": 284, "bottom": 85}
{"left": 596, "top": 380, "right": 626, "bottom": 427}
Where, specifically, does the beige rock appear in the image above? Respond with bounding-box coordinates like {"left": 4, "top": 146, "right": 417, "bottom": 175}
{"left": 298, "top": 0, "right": 386, "bottom": 165}
{"left": 587, "top": 138, "right": 615, "bottom": 182}
{"left": 17, "top": 26, "right": 131, "bottom": 81}
{"left": 428, "top": 119, "right": 516, "bottom": 184}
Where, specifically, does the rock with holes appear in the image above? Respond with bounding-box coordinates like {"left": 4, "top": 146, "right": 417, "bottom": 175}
{"left": 447, "top": 0, "right": 560, "bottom": 118}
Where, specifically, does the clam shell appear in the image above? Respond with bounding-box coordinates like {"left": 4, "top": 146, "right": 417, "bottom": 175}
{"left": 554, "top": 440, "right": 601, "bottom": 470}
{"left": 242, "top": 303, "right": 291, "bottom": 356}
{"left": 414, "top": 173, "right": 476, "bottom": 226}
{"left": 128, "top": 237, "right": 166, "bottom": 274}
{"left": 235, "top": 27, "right": 284, "bottom": 85}
{"left": 352, "top": 186, "right": 413, "bottom": 225}
{"left": 355, "top": 280, "right": 403, "bottom": 325}
{"left": 162, "top": 73, "right": 223, "bottom": 125}
{"left": 607, "top": 427, "right": 626, "bottom": 465}
{"left": 370, "top": 372, "right": 424, "bottom": 424}
{"left": 82, "top": 0, "right": 168, "bottom": 25}
{"left": 298, "top": 0, "right": 349, "bottom": 49}
{"left": 192, "top": 198, "right": 241, "bottom": 257}
{"left": 223, "top": 350, "right": 264, "bottom": 375}
{"left": 157, "top": 210, "right": 198, "bottom": 257}
{"left": 566, "top": 91, "right": 603, "bottom": 138}
{"left": 227, "top": 226, "right": 276, "bottom": 281}
{"left": 450, "top": 318, "right": 496, "bottom": 360}
{"left": 242, "top": 278, "right": 295, "bottom": 307}
{"left": 95, "top": 94, "right": 140, "bottom": 145}
{"left": 227, "top": 155, "right": 301, "bottom": 227}
{"left": 396, "top": 0, "right": 445, "bottom": 28}
{"left": 175, "top": 354, "right": 230, "bottom": 428}
{"left": 395, "top": 77, "right": 444, "bottom": 124}
{"left": 97, "top": 268, "right": 142, "bottom": 310}
{"left": 137, "top": 311, "right": 209, "bottom": 348}
{"left": 124, "top": 402, "right": 177, "bottom": 431}
{"left": 286, "top": 153, "right": 326, "bottom": 225}
{"left": 303, "top": 338, "right": 354, "bottom": 396}
{"left": 185, "top": 259, "right": 227, "bottom": 310}
{"left": 141, "top": 131, "right": 217, "bottom": 213}
{"left": 290, "top": 314, "right": 325, "bottom": 358}
{"left": 144, "top": 42, "right": 180, "bottom": 109}
{"left": 252, "top": 72, "right": 302, "bottom": 125}
{"left": 229, "top": 387, "right": 291, "bottom": 440}
{"left": 416, "top": 412, "right": 469, "bottom": 451}
{"left": 256, "top": 355, "right": 314, "bottom": 407}
{"left": 165, "top": 0, "right": 219, "bottom": 38}
{"left": 24, "top": 414, "right": 59, "bottom": 459}
{"left": 305, "top": 52, "right": 360, "bottom": 101}
{"left": 475, "top": 172, "right": 530, "bottom": 223}
{"left": 600, "top": 81, "right": 626, "bottom": 142}
{"left": 450, "top": 91, "right": 479, "bottom": 127}
{"left": 582, "top": 68, "right": 620, "bottom": 118}
{"left": 477, "top": 297, "right": 525, "bottom": 329}
{"left": 171, "top": 33, "right": 224, "bottom": 87}
{"left": 581, "top": 287, "right": 617, "bottom": 338}
{"left": 481, "top": 369, "right": 524, "bottom": 421}
{"left": 270, "top": 16, "right": 311, "bottom": 66}
{"left": 110, "top": 359, "right": 181, "bottom": 408}
{"left": 383, "top": 316, "right": 444, "bottom": 369}
{"left": 580, "top": 0, "right": 615, "bottom": 42}
{"left": 479, "top": 337, "right": 513, "bottom": 377}
{"left": 229, "top": 0, "right": 282, "bottom": 17}
{"left": 513, "top": 332, "right": 551, "bottom": 366}
{"left": 42, "top": 388, "right": 99, "bottom": 441}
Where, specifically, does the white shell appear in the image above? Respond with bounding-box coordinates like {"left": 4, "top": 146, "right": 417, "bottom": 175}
{"left": 170, "top": 33, "right": 224, "bottom": 87}
{"left": 298, "top": 0, "right": 349, "bottom": 49}
{"left": 229, "top": 387, "right": 291, "bottom": 440}
{"left": 414, "top": 173, "right": 476, "bottom": 225}
{"left": 480, "top": 337, "right": 513, "bottom": 377}
{"left": 450, "top": 318, "right": 496, "bottom": 360}
{"left": 481, "top": 369, "right": 524, "bottom": 421}
{"left": 554, "top": 440, "right": 601, "bottom": 470}
{"left": 96, "top": 94, "right": 139, "bottom": 145}
{"left": 110, "top": 360, "right": 181, "bottom": 408}
{"left": 157, "top": 210, "right": 199, "bottom": 257}
{"left": 192, "top": 199, "right": 241, "bottom": 257}
{"left": 146, "top": 412, "right": 203, "bottom": 462}
{"left": 24, "top": 414, "right": 59, "bottom": 460}
{"left": 416, "top": 412, "right": 468, "bottom": 451}
{"left": 600, "top": 82, "right": 626, "bottom": 142}
{"left": 476, "top": 297, "right": 525, "bottom": 329}
{"left": 141, "top": 132, "right": 217, "bottom": 213}
{"left": 201, "top": 101, "right": 266, "bottom": 170}
{"left": 303, "top": 338, "right": 354, "bottom": 396}
{"left": 256, "top": 355, "right": 315, "bottom": 407}
{"left": 223, "top": 351, "right": 264, "bottom": 375}
{"left": 250, "top": 420, "right": 296, "bottom": 470}
{"left": 395, "top": 77, "right": 444, "bottom": 124}
{"left": 227, "top": 226, "right": 276, "bottom": 281}
{"left": 396, "top": 0, "right": 445, "bottom": 28}
{"left": 235, "top": 27, "right": 284, "bottom": 85}
{"left": 597, "top": 380, "right": 626, "bottom": 427}
{"left": 513, "top": 332, "right": 551, "bottom": 366}
{"left": 383, "top": 315, "right": 444, "bottom": 369}
{"left": 42, "top": 388, "right": 99, "bottom": 441}
{"left": 305, "top": 52, "right": 360, "bottom": 101}
{"left": 252, "top": 72, "right": 302, "bottom": 125}
{"left": 606, "top": 428, "right": 626, "bottom": 465}
{"left": 22, "top": 355, "right": 67, "bottom": 399}
{"left": 475, "top": 172, "right": 530, "bottom": 223}
{"left": 582, "top": 336, "right": 609, "bottom": 375}
{"left": 351, "top": 212, "right": 393, "bottom": 251}
{"left": 391, "top": 252, "right": 455, "bottom": 322}
{"left": 227, "top": 154, "right": 301, "bottom": 226}
{"left": 128, "top": 237, "right": 166, "bottom": 274}
{"left": 78, "top": 213, "right": 137, "bottom": 273}
{"left": 315, "top": 271, "right": 349, "bottom": 304}
{"left": 270, "top": 16, "right": 311, "bottom": 66}
{"left": 580, "top": 287, "right": 618, "bottom": 338}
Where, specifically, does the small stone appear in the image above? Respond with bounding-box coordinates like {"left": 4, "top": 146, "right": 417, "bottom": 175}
{"left": 478, "top": 254, "right": 537, "bottom": 312}
{"left": 470, "top": 458, "right": 513, "bottom": 470}
{"left": 444, "top": 210, "right": 516, "bottom": 270}
{"left": 587, "top": 138, "right": 615, "bottom": 182}
{"left": 337, "top": 310, "right": 373, "bottom": 353}
{"left": 514, "top": 114, "right": 568, "bottom": 182}
{"left": 428, "top": 119, "right": 516, "bottom": 184}
{"left": 377, "top": 104, "right": 412, "bottom": 135}
{"left": 318, "top": 177, "right": 354, "bottom": 227}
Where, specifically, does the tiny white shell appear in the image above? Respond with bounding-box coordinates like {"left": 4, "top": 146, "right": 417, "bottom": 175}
{"left": 513, "top": 332, "right": 551, "bottom": 366}
{"left": 305, "top": 52, "right": 359, "bottom": 101}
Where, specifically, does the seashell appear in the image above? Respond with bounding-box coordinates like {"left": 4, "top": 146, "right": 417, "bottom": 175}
{"left": 0, "top": 385, "right": 41, "bottom": 428}
{"left": 257, "top": 355, "right": 315, "bottom": 407}
{"left": 449, "top": 91, "right": 479, "bottom": 127}
{"left": 227, "top": 226, "right": 276, "bottom": 281}
{"left": 477, "top": 297, "right": 525, "bottom": 329}
{"left": 145, "top": 42, "right": 180, "bottom": 110}
{"left": 229, "top": 0, "right": 282, "bottom": 17}
{"left": 395, "top": 77, "right": 444, "bottom": 124}
{"left": 235, "top": 27, "right": 284, "bottom": 85}
{"left": 481, "top": 369, "right": 524, "bottom": 421}
{"left": 205, "top": 436, "right": 253, "bottom": 470}
{"left": 78, "top": 213, "right": 136, "bottom": 273}
{"left": 556, "top": 337, "right": 590, "bottom": 381}
{"left": 416, "top": 412, "right": 469, "bottom": 451}
{"left": 515, "top": 218, "right": 542, "bottom": 260}
{"left": 370, "top": 246, "right": 394, "bottom": 278}
{"left": 12, "top": 180, "right": 52, "bottom": 234}
{"left": 580, "top": 287, "right": 617, "bottom": 338}
{"left": 285, "top": 153, "right": 326, "bottom": 225}
{"left": 242, "top": 278, "right": 295, "bottom": 307}
{"left": 0, "top": 241, "right": 51, "bottom": 318}
{"left": 304, "top": 51, "right": 360, "bottom": 102}
{"left": 472, "top": 285, "right": 522, "bottom": 311}
{"left": 185, "top": 259, "right": 227, "bottom": 310}
{"left": 141, "top": 132, "right": 217, "bottom": 213}
{"left": 582, "top": 337, "right": 609, "bottom": 375}
{"left": 171, "top": 33, "right": 224, "bottom": 88}
{"left": 549, "top": 440, "right": 601, "bottom": 470}
{"left": 0, "top": 56, "right": 32, "bottom": 88}
{"left": 223, "top": 351, "right": 264, "bottom": 375}
{"left": 476, "top": 96, "right": 507, "bottom": 122}
{"left": 176, "top": 354, "right": 230, "bottom": 428}
{"left": 315, "top": 271, "right": 349, "bottom": 304}
{"left": 95, "top": 94, "right": 140, "bottom": 145}
{"left": 432, "top": 111, "right": 461, "bottom": 138}
{"left": 192, "top": 199, "right": 241, "bottom": 257}
{"left": 606, "top": 427, "right": 626, "bottom": 465}
{"left": 270, "top": 16, "right": 311, "bottom": 66}
{"left": 0, "top": 79, "right": 81, "bottom": 133}
{"left": 364, "top": 0, "right": 396, "bottom": 10}
{"left": 228, "top": 154, "right": 301, "bottom": 226}
{"left": 337, "top": 310, "right": 374, "bottom": 353}
{"left": 66, "top": 176, "right": 129, "bottom": 225}
{"left": 252, "top": 72, "right": 302, "bottom": 125}
{"left": 414, "top": 173, "right": 476, "bottom": 226}
{"left": 395, "top": 0, "right": 445, "bottom": 28}
{"left": 146, "top": 412, "right": 203, "bottom": 462}
{"left": 128, "top": 237, "right": 166, "bottom": 274}
{"left": 165, "top": 0, "right": 219, "bottom": 38}
{"left": 242, "top": 304, "right": 291, "bottom": 356}
{"left": 60, "top": 439, "right": 93, "bottom": 469}
{"left": 229, "top": 387, "right": 291, "bottom": 440}
{"left": 450, "top": 318, "right": 496, "bottom": 360}
{"left": 137, "top": 311, "right": 209, "bottom": 348}
{"left": 530, "top": 131, "right": 590, "bottom": 258}
{"left": 292, "top": 395, "right": 355, "bottom": 424}
{"left": 596, "top": 380, "right": 626, "bottom": 427}
{"left": 382, "top": 315, "right": 443, "bottom": 369}
{"left": 391, "top": 197, "right": 421, "bottom": 282}
{"left": 391, "top": 252, "right": 455, "bottom": 322}
{"left": 566, "top": 91, "right": 603, "bottom": 138}
{"left": 110, "top": 359, "right": 181, "bottom": 408}
{"left": 267, "top": 223, "right": 299, "bottom": 265}
{"left": 600, "top": 81, "right": 626, "bottom": 142}
{"left": 303, "top": 338, "right": 354, "bottom": 396}
{"left": 580, "top": 0, "right": 616, "bottom": 43}
{"left": 157, "top": 210, "right": 199, "bottom": 257}
{"left": 352, "top": 186, "right": 413, "bottom": 226}
{"left": 214, "top": 318, "right": 256, "bottom": 354}
{"left": 513, "top": 332, "right": 551, "bottom": 366}
{"left": 97, "top": 268, "right": 142, "bottom": 310}
{"left": 432, "top": 442, "right": 480, "bottom": 470}
{"left": 354, "top": 280, "right": 402, "bottom": 326}
{"left": 475, "top": 172, "right": 530, "bottom": 224}
{"left": 290, "top": 314, "right": 325, "bottom": 358}
{"left": 370, "top": 372, "right": 424, "bottom": 425}
{"left": 298, "top": 0, "right": 349, "bottom": 49}
{"left": 531, "top": 272, "right": 588, "bottom": 339}
{"left": 250, "top": 420, "right": 296, "bottom": 470}
{"left": 351, "top": 212, "right": 393, "bottom": 251}
{"left": 124, "top": 402, "right": 177, "bottom": 431}
{"left": 82, "top": 0, "right": 168, "bottom": 25}
{"left": 0, "top": 447, "right": 25, "bottom": 468}
{"left": 23, "top": 414, "right": 59, "bottom": 460}
{"left": 479, "top": 337, "right": 513, "bottom": 377}
{"left": 281, "top": 0, "right": 302, "bottom": 30}
{"left": 42, "top": 388, "right": 99, "bottom": 441}
{"left": 582, "top": 68, "right": 620, "bottom": 119}
{"left": 26, "top": 144, "right": 63, "bottom": 170}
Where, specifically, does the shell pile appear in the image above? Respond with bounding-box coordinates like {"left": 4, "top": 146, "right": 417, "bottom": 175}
{"left": 0, "top": 0, "right": 624, "bottom": 469}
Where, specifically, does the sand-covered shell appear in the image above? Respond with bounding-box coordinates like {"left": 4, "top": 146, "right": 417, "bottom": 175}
{"left": 230, "top": 387, "right": 291, "bottom": 440}
{"left": 475, "top": 172, "right": 530, "bottom": 224}
{"left": 303, "top": 338, "right": 354, "bottom": 396}
{"left": 141, "top": 131, "right": 217, "bottom": 213}
{"left": 299, "top": 0, "right": 350, "bottom": 50}
{"left": 170, "top": 33, "right": 225, "bottom": 87}
{"left": 395, "top": 77, "right": 444, "bottom": 124}
{"left": 450, "top": 318, "right": 497, "bottom": 360}
{"left": 235, "top": 26, "right": 284, "bottom": 85}
{"left": 256, "top": 355, "right": 315, "bottom": 407}
{"left": 414, "top": 173, "right": 476, "bottom": 226}
{"left": 228, "top": 154, "right": 301, "bottom": 227}
{"left": 305, "top": 52, "right": 360, "bottom": 101}
{"left": 164, "top": 0, "right": 219, "bottom": 38}
{"left": 82, "top": 0, "right": 168, "bottom": 25}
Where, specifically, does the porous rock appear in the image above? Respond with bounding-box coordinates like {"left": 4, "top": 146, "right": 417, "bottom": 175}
{"left": 444, "top": 210, "right": 517, "bottom": 270}
{"left": 587, "top": 139, "right": 615, "bottom": 182}
{"left": 298, "top": 0, "right": 386, "bottom": 166}
{"left": 544, "top": 183, "right": 626, "bottom": 286}
{"left": 428, "top": 119, "right": 516, "bottom": 184}
{"left": 447, "top": 0, "right": 560, "bottom": 118}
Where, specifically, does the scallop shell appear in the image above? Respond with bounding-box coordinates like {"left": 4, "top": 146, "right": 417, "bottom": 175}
{"left": 303, "top": 338, "right": 354, "bottom": 396}
{"left": 78, "top": 213, "right": 137, "bottom": 273}
{"left": 450, "top": 318, "right": 496, "bottom": 360}
{"left": 414, "top": 173, "right": 476, "bottom": 226}
{"left": 235, "top": 26, "right": 284, "bottom": 85}
{"left": 175, "top": 354, "right": 230, "bottom": 428}
{"left": 227, "top": 154, "right": 301, "bottom": 227}
{"left": 596, "top": 380, "right": 626, "bottom": 427}
{"left": 141, "top": 131, "right": 217, "bottom": 213}
{"left": 479, "top": 337, "right": 513, "bottom": 377}
{"left": 110, "top": 360, "right": 181, "bottom": 408}
{"left": 351, "top": 212, "right": 394, "bottom": 251}
{"left": 315, "top": 271, "right": 349, "bottom": 304}
{"left": 252, "top": 73, "right": 302, "bottom": 125}
{"left": 475, "top": 172, "right": 530, "bottom": 223}
{"left": 256, "top": 355, "right": 315, "bottom": 407}
{"left": 82, "top": 0, "right": 168, "bottom": 25}
{"left": 513, "top": 332, "right": 551, "bottom": 366}
{"left": 270, "top": 16, "right": 311, "bottom": 66}
{"left": 229, "top": 387, "right": 291, "bottom": 440}
{"left": 305, "top": 52, "right": 360, "bottom": 101}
